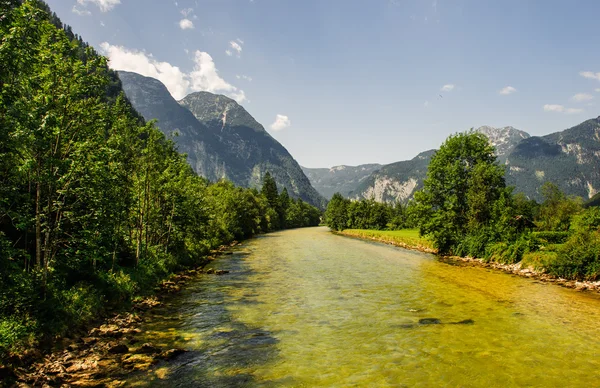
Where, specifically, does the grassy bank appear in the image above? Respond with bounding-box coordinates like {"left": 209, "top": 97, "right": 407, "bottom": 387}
{"left": 337, "top": 229, "right": 437, "bottom": 253}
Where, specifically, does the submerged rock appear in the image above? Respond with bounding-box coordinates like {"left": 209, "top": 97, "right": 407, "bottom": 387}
{"left": 137, "top": 343, "right": 161, "bottom": 354}
{"left": 158, "top": 348, "right": 187, "bottom": 360}
{"left": 450, "top": 319, "right": 474, "bottom": 325}
{"left": 108, "top": 344, "right": 129, "bottom": 354}
{"left": 418, "top": 318, "right": 442, "bottom": 325}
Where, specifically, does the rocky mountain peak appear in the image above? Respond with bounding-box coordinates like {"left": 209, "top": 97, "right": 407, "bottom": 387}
{"left": 476, "top": 125, "right": 531, "bottom": 157}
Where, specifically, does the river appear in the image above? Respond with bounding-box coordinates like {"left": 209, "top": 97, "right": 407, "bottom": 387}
{"left": 127, "top": 227, "right": 600, "bottom": 387}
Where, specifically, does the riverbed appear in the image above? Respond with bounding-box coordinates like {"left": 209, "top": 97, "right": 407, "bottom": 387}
{"left": 126, "top": 226, "right": 600, "bottom": 387}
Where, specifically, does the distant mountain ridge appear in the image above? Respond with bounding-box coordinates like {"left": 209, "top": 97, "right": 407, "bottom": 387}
{"left": 301, "top": 164, "right": 382, "bottom": 199}
{"left": 119, "top": 71, "right": 325, "bottom": 208}
{"left": 303, "top": 122, "right": 600, "bottom": 203}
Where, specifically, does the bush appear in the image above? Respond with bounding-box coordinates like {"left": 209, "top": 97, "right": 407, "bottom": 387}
{"left": 521, "top": 251, "right": 559, "bottom": 271}
{"left": 547, "top": 230, "right": 600, "bottom": 280}
{"left": 454, "top": 230, "right": 491, "bottom": 258}
{"left": 531, "top": 231, "right": 570, "bottom": 244}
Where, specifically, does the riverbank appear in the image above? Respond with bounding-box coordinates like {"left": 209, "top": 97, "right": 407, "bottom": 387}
{"left": 0, "top": 244, "right": 239, "bottom": 388}
{"left": 335, "top": 229, "right": 437, "bottom": 254}
{"left": 335, "top": 229, "right": 600, "bottom": 294}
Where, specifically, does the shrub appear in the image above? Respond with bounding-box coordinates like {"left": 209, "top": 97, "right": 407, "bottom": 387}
{"left": 531, "top": 231, "right": 570, "bottom": 244}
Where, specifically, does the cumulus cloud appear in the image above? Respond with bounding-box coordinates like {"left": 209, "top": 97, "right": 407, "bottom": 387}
{"left": 77, "top": 0, "right": 120, "bottom": 12}
{"left": 270, "top": 114, "right": 291, "bottom": 131}
{"left": 179, "top": 19, "right": 194, "bottom": 29}
{"left": 236, "top": 74, "right": 253, "bottom": 82}
{"left": 580, "top": 71, "right": 600, "bottom": 81}
{"left": 543, "top": 104, "right": 583, "bottom": 114}
{"left": 571, "top": 93, "right": 594, "bottom": 102}
{"left": 499, "top": 86, "right": 516, "bottom": 95}
{"left": 72, "top": 6, "right": 91, "bottom": 15}
{"left": 440, "top": 84, "right": 454, "bottom": 92}
{"left": 225, "top": 50, "right": 233, "bottom": 56}
{"left": 100, "top": 42, "right": 246, "bottom": 102}
{"left": 229, "top": 40, "right": 243, "bottom": 56}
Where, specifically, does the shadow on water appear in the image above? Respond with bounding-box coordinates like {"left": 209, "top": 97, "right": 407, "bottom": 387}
{"left": 125, "top": 250, "right": 282, "bottom": 387}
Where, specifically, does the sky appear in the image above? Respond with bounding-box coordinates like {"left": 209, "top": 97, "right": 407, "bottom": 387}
{"left": 47, "top": 0, "right": 600, "bottom": 168}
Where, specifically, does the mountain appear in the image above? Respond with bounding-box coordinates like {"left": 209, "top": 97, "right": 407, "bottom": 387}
{"left": 119, "top": 71, "right": 325, "bottom": 208}
{"left": 350, "top": 151, "right": 434, "bottom": 203}
{"left": 350, "top": 122, "right": 600, "bottom": 203}
{"left": 301, "top": 164, "right": 382, "bottom": 199}
{"left": 505, "top": 117, "right": 600, "bottom": 200}
{"left": 476, "top": 126, "right": 530, "bottom": 159}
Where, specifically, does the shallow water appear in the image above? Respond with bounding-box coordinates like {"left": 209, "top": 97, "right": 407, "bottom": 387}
{"left": 127, "top": 227, "right": 600, "bottom": 387}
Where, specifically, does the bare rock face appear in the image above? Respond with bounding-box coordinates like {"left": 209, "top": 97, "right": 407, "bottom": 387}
{"left": 350, "top": 120, "right": 600, "bottom": 203}
{"left": 118, "top": 71, "right": 325, "bottom": 209}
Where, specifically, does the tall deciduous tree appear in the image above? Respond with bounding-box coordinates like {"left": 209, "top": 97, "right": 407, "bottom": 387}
{"left": 414, "top": 131, "right": 506, "bottom": 253}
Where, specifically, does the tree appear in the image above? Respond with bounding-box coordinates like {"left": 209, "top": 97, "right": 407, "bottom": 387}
{"left": 414, "top": 131, "right": 506, "bottom": 253}
{"left": 325, "top": 193, "right": 349, "bottom": 231}
{"left": 537, "top": 182, "right": 582, "bottom": 231}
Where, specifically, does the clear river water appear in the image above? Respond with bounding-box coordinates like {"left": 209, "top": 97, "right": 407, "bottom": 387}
{"left": 127, "top": 227, "right": 600, "bottom": 387}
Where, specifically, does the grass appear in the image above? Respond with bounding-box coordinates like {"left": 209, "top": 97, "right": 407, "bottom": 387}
{"left": 338, "top": 229, "right": 436, "bottom": 252}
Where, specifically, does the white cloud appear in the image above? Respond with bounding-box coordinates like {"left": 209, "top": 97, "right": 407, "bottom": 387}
{"left": 571, "top": 93, "right": 594, "bottom": 102}
{"left": 72, "top": 6, "right": 91, "bottom": 15}
{"left": 270, "top": 114, "right": 291, "bottom": 131}
{"left": 100, "top": 43, "right": 246, "bottom": 102}
{"left": 180, "top": 8, "right": 194, "bottom": 17}
{"left": 229, "top": 41, "right": 243, "bottom": 56}
{"left": 499, "top": 86, "right": 516, "bottom": 95}
{"left": 440, "top": 84, "right": 454, "bottom": 92}
{"left": 580, "top": 71, "right": 600, "bottom": 81}
{"left": 225, "top": 50, "right": 233, "bottom": 56}
{"left": 189, "top": 51, "right": 246, "bottom": 102}
{"left": 596, "top": 88, "right": 600, "bottom": 92}
{"left": 77, "top": 0, "right": 120, "bottom": 12}
{"left": 236, "top": 74, "right": 252, "bottom": 82}
{"left": 179, "top": 19, "right": 194, "bottom": 29}
{"left": 424, "top": 101, "right": 429, "bottom": 108}
{"left": 543, "top": 104, "right": 583, "bottom": 114}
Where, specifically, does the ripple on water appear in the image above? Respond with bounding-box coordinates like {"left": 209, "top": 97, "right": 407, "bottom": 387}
{"left": 126, "top": 227, "right": 600, "bottom": 387}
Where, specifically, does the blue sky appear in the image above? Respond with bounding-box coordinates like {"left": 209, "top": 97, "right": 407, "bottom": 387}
{"left": 47, "top": 0, "right": 600, "bottom": 168}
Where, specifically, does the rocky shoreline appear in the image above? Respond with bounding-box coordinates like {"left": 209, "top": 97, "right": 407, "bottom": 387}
{"left": 336, "top": 230, "right": 600, "bottom": 294}
{"left": 1, "top": 244, "right": 237, "bottom": 388}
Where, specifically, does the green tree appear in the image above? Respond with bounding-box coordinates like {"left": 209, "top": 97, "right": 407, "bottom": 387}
{"left": 325, "top": 193, "right": 349, "bottom": 231}
{"left": 414, "top": 131, "right": 506, "bottom": 253}
{"left": 537, "top": 182, "right": 582, "bottom": 231}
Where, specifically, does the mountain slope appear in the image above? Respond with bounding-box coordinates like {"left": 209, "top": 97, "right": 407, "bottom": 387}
{"left": 505, "top": 117, "right": 600, "bottom": 200}
{"left": 352, "top": 126, "right": 530, "bottom": 203}
{"left": 301, "top": 164, "right": 382, "bottom": 199}
{"left": 119, "top": 71, "right": 325, "bottom": 207}
{"left": 352, "top": 122, "right": 600, "bottom": 203}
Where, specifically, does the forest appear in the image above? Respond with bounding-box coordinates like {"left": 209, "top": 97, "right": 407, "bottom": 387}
{"left": 326, "top": 131, "right": 600, "bottom": 281}
{"left": 0, "top": 0, "right": 320, "bottom": 358}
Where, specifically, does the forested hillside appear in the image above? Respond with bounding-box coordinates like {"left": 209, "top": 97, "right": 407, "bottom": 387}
{"left": 0, "top": 0, "right": 321, "bottom": 359}
{"left": 119, "top": 72, "right": 326, "bottom": 209}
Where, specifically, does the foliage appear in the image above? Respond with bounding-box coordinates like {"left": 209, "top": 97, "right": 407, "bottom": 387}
{"left": 414, "top": 131, "right": 510, "bottom": 254}
{"left": 339, "top": 229, "right": 435, "bottom": 251}
{"left": 0, "top": 1, "right": 321, "bottom": 358}
{"left": 531, "top": 231, "right": 570, "bottom": 245}
{"left": 536, "top": 182, "right": 582, "bottom": 231}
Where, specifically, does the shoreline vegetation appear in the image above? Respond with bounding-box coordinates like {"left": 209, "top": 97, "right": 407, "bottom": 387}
{"left": 335, "top": 229, "right": 600, "bottom": 294}
{"left": 1, "top": 242, "right": 241, "bottom": 387}
{"left": 0, "top": 0, "right": 322, "bottom": 377}
{"left": 325, "top": 131, "right": 600, "bottom": 292}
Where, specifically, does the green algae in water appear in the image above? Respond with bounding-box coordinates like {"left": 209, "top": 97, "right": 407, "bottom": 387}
{"left": 127, "top": 227, "right": 600, "bottom": 387}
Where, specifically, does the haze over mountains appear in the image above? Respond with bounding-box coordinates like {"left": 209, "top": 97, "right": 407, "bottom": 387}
{"left": 303, "top": 121, "right": 600, "bottom": 203}
{"left": 119, "top": 71, "right": 325, "bottom": 208}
